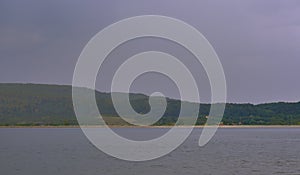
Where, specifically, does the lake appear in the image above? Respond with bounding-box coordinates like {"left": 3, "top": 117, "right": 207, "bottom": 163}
{"left": 0, "top": 127, "right": 300, "bottom": 175}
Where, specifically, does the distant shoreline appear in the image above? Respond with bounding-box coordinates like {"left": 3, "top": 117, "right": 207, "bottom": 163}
{"left": 1, "top": 125, "right": 300, "bottom": 128}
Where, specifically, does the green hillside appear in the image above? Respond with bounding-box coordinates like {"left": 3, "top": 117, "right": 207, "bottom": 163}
{"left": 0, "top": 83, "right": 300, "bottom": 126}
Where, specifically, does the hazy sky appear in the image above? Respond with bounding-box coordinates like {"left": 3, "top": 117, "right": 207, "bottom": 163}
{"left": 1, "top": 0, "right": 300, "bottom": 104}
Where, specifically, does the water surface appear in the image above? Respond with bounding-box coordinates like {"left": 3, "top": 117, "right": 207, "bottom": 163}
{"left": 0, "top": 128, "right": 299, "bottom": 175}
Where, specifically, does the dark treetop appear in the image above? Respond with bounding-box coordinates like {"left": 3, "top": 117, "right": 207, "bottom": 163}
{"left": 0, "top": 83, "right": 299, "bottom": 126}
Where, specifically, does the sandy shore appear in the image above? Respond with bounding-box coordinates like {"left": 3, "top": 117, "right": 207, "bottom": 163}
{"left": 0, "top": 125, "right": 300, "bottom": 128}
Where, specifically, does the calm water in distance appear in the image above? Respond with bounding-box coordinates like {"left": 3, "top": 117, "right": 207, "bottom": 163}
{"left": 0, "top": 128, "right": 300, "bottom": 175}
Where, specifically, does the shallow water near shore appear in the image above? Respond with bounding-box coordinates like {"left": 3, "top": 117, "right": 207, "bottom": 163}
{"left": 1, "top": 127, "right": 300, "bottom": 175}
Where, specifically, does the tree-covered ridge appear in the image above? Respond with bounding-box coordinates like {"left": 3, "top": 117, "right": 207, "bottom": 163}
{"left": 0, "top": 83, "right": 300, "bottom": 126}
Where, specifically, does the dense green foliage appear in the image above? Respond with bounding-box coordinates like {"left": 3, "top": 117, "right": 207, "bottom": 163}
{"left": 0, "top": 83, "right": 299, "bottom": 126}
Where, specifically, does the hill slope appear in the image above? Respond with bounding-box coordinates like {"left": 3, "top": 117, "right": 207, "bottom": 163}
{"left": 0, "top": 83, "right": 299, "bottom": 126}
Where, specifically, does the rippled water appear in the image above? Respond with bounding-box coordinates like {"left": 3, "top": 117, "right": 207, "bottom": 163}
{"left": 1, "top": 128, "right": 300, "bottom": 175}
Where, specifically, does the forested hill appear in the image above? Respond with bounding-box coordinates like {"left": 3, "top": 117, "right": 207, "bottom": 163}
{"left": 0, "top": 83, "right": 300, "bottom": 126}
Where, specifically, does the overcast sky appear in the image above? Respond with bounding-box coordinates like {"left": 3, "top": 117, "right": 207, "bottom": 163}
{"left": 1, "top": 0, "right": 300, "bottom": 104}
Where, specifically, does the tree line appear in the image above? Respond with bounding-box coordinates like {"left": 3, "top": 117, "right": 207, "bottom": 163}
{"left": 0, "top": 83, "right": 299, "bottom": 126}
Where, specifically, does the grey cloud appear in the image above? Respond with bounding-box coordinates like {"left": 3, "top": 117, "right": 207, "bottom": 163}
{"left": 0, "top": 0, "right": 299, "bottom": 103}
